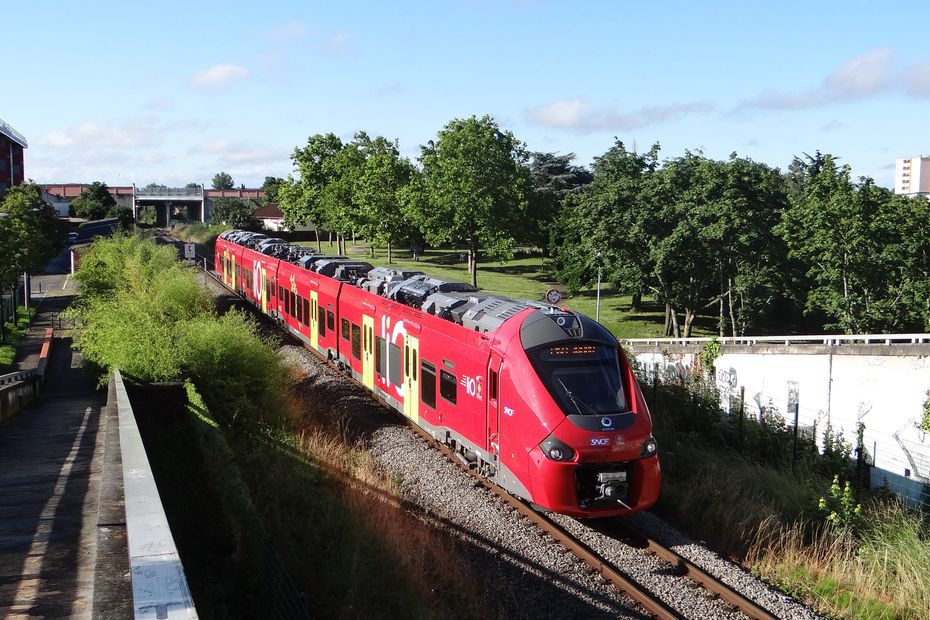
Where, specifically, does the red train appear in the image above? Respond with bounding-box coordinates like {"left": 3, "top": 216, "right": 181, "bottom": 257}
{"left": 214, "top": 231, "right": 660, "bottom": 518}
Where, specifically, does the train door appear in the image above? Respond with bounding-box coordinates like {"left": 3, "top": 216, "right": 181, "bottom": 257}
{"left": 310, "top": 291, "right": 319, "bottom": 350}
{"left": 260, "top": 267, "right": 268, "bottom": 313}
{"left": 362, "top": 315, "right": 375, "bottom": 390}
{"left": 487, "top": 352, "right": 503, "bottom": 457}
{"left": 403, "top": 334, "right": 420, "bottom": 424}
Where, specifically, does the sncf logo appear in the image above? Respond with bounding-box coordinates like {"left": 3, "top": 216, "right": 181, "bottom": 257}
{"left": 590, "top": 437, "right": 610, "bottom": 447}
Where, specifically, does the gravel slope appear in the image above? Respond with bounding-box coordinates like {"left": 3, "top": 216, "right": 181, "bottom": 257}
{"left": 277, "top": 343, "right": 823, "bottom": 619}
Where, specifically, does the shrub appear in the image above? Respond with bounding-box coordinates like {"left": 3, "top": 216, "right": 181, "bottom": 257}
{"left": 178, "top": 311, "right": 287, "bottom": 427}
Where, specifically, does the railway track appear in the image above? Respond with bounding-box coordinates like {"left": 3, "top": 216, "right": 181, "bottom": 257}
{"left": 405, "top": 421, "right": 778, "bottom": 620}
{"left": 172, "top": 228, "right": 787, "bottom": 619}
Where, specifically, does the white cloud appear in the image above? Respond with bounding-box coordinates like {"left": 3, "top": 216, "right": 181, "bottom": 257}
{"left": 375, "top": 82, "right": 405, "bottom": 96}
{"left": 739, "top": 48, "right": 930, "bottom": 110}
{"left": 189, "top": 64, "right": 251, "bottom": 91}
{"left": 525, "top": 98, "right": 713, "bottom": 134}
{"left": 323, "top": 32, "right": 349, "bottom": 56}
{"left": 190, "top": 140, "right": 289, "bottom": 164}
{"left": 37, "top": 120, "right": 160, "bottom": 150}
{"left": 265, "top": 20, "right": 309, "bottom": 40}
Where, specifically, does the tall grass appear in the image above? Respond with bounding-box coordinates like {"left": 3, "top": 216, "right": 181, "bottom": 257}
{"left": 748, "top": 500, "right": 930, "bottom": 619}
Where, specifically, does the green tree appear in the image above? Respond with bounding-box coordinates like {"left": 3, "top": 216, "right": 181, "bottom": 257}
{"left": 70, "top": 181, "right": 117, "bottom": 220}
{"left": 775, "top": 155, "right": 927, "bottom": 333}
{"left": 280, "top": 133, "right": 344, "bottom": 252}
{"left": 261, "top": 176, "right": 285, "bottom": 203}
{"left": 354, "top": 136, "right": 419, "bottom": 262}
{"left": 211, "top": 198, "right": 257, "bottom": 228}
{"left": 321, "top": 134, "right": 367, "bottom": 254}
{"left": 212, "top": 171, "right": 235, "bottom": 190}
{"left": 555, "top": 141, "right": 660, "bottom": 312}
{"left": 418, "top": 115, "right": 531, "bottom": 287}
{"left": 526, "top": 152, "right": 591, "bottom": 253}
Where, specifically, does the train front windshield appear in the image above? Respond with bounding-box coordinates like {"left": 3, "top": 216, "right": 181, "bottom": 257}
{"left": 528, "top": 344, "right": 628, "bottom": 415}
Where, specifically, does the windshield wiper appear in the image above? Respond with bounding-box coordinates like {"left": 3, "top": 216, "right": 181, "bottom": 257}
{"left": 556, "top": 378, "right": 600, "bottom": 416}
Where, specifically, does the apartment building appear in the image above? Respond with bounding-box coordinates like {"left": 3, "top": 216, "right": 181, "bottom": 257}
{"left": 894, "top": 156, "right": 930, "bottom": 196}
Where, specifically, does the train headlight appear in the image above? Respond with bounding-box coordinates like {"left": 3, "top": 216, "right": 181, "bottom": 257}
{"left": 540, "top": 435, "right": 576, "bottom": 462}
{"left": 640, "top": 436, "right": 658, "bottom": 457}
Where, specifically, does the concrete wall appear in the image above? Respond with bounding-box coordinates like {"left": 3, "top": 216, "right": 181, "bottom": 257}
{"left": 626, "top": 340, "right": 930, "bottom": 509}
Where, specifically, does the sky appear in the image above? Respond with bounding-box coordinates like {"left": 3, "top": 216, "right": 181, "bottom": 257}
{"left": 5, "top": 1, "right": 930, "bottom": 189}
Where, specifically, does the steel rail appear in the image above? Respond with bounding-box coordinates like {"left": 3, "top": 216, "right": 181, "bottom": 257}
{"left": 604, "top": 521, "right": 778, "bottom": 620}
{"left": 400, "top": 422, "right": 684, "bottom": 619}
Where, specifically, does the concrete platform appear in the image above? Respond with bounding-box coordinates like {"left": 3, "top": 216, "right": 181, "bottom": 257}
{"left": 0, "top": 272, "right": 129, "bottom": 618}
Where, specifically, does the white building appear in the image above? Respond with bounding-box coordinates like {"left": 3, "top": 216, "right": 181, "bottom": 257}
{"left": 894, "top": 156, "right": 930, "bottom": 196}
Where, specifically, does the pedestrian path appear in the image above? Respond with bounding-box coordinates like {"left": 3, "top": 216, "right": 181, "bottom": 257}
{"left": 0, "top": 274, "right": 111, "bottom": 618}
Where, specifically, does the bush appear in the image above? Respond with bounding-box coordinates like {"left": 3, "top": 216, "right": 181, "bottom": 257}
{"left": 178, "top": 311, "right": 287, "bottom": 427}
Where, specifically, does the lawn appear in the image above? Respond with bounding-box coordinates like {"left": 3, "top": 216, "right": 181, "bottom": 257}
{"left": 296, "top": 240, "right": 714, "bottom": 340}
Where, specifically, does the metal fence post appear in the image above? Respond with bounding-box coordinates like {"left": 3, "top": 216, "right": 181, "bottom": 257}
{"left": 738, "top": 386, "right": 745, "bottom": 449}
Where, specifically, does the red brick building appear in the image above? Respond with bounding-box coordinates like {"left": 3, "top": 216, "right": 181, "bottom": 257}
{"left": 0, "top": 118, "right": 27, "bottom": 196}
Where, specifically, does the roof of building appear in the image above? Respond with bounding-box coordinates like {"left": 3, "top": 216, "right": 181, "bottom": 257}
{"left": 204, "top": 188, "right": 264, "bottom": 199}
{"left": 0, "top": 118, "right": 27, "bottom": 148}
{"left": 253, "top": 202, "right": 282, "bottom": 219}
{"left": 42, "top": 184, "right": 134, "bottom": 198}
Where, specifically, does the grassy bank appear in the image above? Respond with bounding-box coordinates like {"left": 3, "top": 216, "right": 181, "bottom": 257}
{"left": 69, "top": 235, "right": 503, "bottom": 617}
{"left": 648, "top": 377, "right": 929, "bottom": 619}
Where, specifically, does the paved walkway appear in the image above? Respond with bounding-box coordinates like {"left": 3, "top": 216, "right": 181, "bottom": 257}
{"left": 0, "top": 272, "right": 112, "bottom": 618}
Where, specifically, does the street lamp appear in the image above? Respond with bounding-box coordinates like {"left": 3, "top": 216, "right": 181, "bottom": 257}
{"left": 595, "top": 251, "right": 603, "bottom": 323}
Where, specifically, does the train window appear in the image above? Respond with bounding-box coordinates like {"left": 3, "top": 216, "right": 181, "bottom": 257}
{"left": 375, "top": 336, "right": 384, "bottom": 375}
{"left": 327, "top": 311, "right": 335, "bottom": 331}
{"left": 318, "top": 305, "right": 325, "bottom": 336}
{"left": 489, "top": 370, "right": 498, "bottom": 400}
{"left": 412, "top": 350, "right": 418, "bottom": 380}
{"left": 265, "top": 284, "right": 272, "bottom": 304}
{"left": 297, "top": 295, "right": 304, "bottom": 324}
{"left": 421, "top": 360, "right": 436, "bottom": 408}
{"left": 290, "top": 291, "right": 297, "bottom": 317}
{"left": 440, "top": 370, "right": 457, "bottom": 405}
{"left": 388, "top": 343, "right": 402, "bottom": 386}
{"left": 283, "top": 290, "right": 289, "bottom": 315}
{"left": 341, "top": 318, "right": 350, "bottom": 340}
{"left": 278, "top": 285, "right": 283, "bottom": 301}
{"left": 304, "top": 298, "right": 311, "bottom": 325}
{"left": 404, "top": 344, "right": 409, "bottom": 376}
{"left": 527, "top": 345, "right": 627, "bottom": 415}
{"left": 351, "top": 324, "right": 361, "bottom": 360}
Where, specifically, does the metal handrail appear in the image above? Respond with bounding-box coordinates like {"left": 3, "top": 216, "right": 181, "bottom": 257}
{"left": 624, "top": 333, "right": 930, "bottom": 347}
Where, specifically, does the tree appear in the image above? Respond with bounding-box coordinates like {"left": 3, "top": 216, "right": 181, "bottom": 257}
{"left": 354, "top": 137, "right": 419, "bottom": 262}
{"left": 321, "top": 134, "right": 367, "bottom": 254}
{"left": 211, "top": 198, "right": 257, "bottom": 228}
{"left": 526, "top": 152, "right": 592, "bottom": 253}
{"left": 418, "top": 115, "right": 531, "bottom": 287}
{"left": 261, "top": 176, "right": 285, "bottom": 203}
{"left": 185, "top": 182, "right": 201, "bottom": 189}
{"left": 280, "top": 133, "right": 344, "bottom": 252}
{"left": 70, "top": 181, "right": 117, "bottom": 220}
{"left": 777, "top": 156, "right": 930, "bottom": 333}
{"left": 0, "top": 183, "right": 65, "bottom": 332}
{"left": 555, "top": 141, "right": 659, "bottom": 312}
{"left": 212, "top": 171, "right": 235, "bottom": 190}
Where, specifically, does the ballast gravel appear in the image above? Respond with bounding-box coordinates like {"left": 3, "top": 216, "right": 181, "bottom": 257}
{"left": 276, "top": 344, "right": 824, "bottom": 619}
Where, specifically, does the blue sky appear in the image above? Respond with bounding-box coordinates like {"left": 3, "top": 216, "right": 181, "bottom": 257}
{"left": 6, "top": 1, "right": 930, "bottom": 189}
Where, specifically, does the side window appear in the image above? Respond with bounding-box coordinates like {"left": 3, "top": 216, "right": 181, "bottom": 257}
{"left": 421, "top": 360, "right": 437, "bottom": 408}
{"left": 388, "top": 343, "right": 402, "bottom": 387}
{"left": 327, "top": 310, "right": 335, "bottom": 331}
{"left": 284, "top": 289, "right": 290, "bottom": 315}
{"left": 278, "top": 285, "right": 283, "bottom": 301}
{"left": 351, "top": 324, "right": 361, "bottom": 360}
{"left": 296, "top": 295, "right": 304, "bottom": 324}
{"left": 375, "top": 336, "right": 383, "bottom": 375}
{"left": 341, "top": 318, "right": 350, "bottom": 340}
{"left": 440, "top": 370, "right": 457, "bottom": 405}
{"left": 318, "top": 304, "right": 325, "bottom": 336}
{"left": 489, "top": 369, "right": 498, "bottom": 400}
{"left": 304, "top": 298, "right": 311, "bottom": 324}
